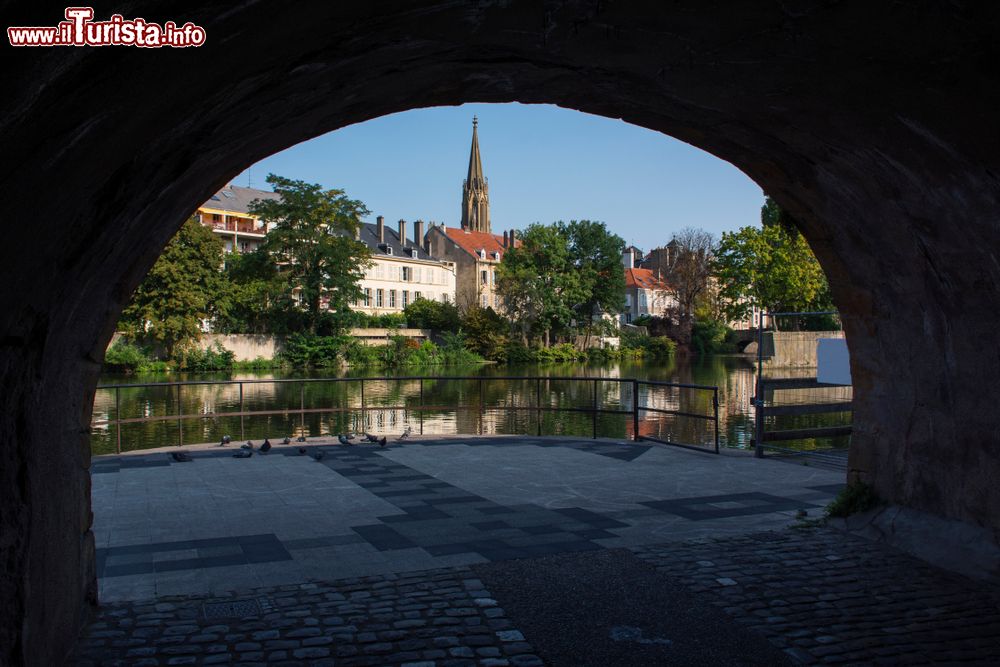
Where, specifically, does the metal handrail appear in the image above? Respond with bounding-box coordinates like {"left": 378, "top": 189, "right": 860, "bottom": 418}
{"left": 92, "top": 375, "right": 721, "bottom": 455}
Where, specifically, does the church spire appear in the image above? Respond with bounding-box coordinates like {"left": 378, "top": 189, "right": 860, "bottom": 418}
{"left": 461, "top": 115, "right": 490, "bottom": 232}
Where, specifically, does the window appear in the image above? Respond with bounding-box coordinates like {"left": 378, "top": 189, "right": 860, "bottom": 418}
{"left": 492, "top": 251, "right": 500, "bottom": 261}
{"left": 481, "top": 270, "right": 488, "bottom": 285}
{"left": 492, "top": 269, "right": 497, "bottom": 285}
{"left": 376, "top": 289, "right": 384, "bottom": 308}
{"left": 414, "top": 267, "right": 422, "bottom": 283}
{"left": 389, "top": 290, "right": 396, "bottom": 308}
{"left": 478, "top": 249, "right": 486, "bottom": 259}
{"left": 481, "top": 294, "right": 488, "bottom": 308}
{"left": 402, "top": 291, "right": 409, "bottom": 308}
{"left": 401, "top": 266, "right": 410, "bottom": 281}
{"left": 626, "top": 313, "right": 632, "bottom": 324}
{"left": 414, "top": 291, "right": 421, "bottom": 300}
{"left": 442, "top": 293, "right": 449, "bottom": 303}
{"left": 363, "top": 288, "right": 371, "bottom": 307}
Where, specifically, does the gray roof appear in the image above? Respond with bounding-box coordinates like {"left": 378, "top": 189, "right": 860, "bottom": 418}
{"left": 357, "top": 222, "right": 438, "bottom": 262}
{"left": 201, "top": 185, "right": 280, "bottom": 214}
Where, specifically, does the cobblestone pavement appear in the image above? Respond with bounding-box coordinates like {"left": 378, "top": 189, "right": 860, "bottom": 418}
{"left": 74, "top": 567, "right": 543, "bottom": 667}
{"left": 631, "top": 527, "right": 1000, "bottom": 665}
{"left": 75, "top": 525, "right": 1000, "bottom": 665}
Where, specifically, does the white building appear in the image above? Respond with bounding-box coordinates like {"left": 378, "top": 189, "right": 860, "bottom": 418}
{"left": 354, "top": 217, "right": 456, "bottom": 314}
{"left": 195, "top": 184, "right": 280, "bottom": 254}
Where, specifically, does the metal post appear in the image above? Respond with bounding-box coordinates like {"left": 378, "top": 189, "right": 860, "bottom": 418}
{"left": 713, "top": 387, "right": 720, "bottom": 454}
{"left": 536, "top": 378, "right": 542, "bottom": 436}
{"left": 479, "top": 378, "right": 484, "bottom": 435}
{"left": 592, "top": 378, "right": 598, "bottom": 439}
{"left": 239, "top": 382, "right": 245, "bottom": 441}
{"left": 300, "top": 381, "right": 306, "bottom": 435}
{"left": 419, "top": 378, "right": 424, "bottom": 435}
{"left": 360, "top": 380, "right": 365, "bottom": 433}
{"left": 632, "top": 379, "right": 640, "bottom": 441}
{"left": 177, "top": 383, "right": 183, "bottom": 447}
{"left": 755, "top": 311, "right": 766, "bottom": 458}
{"left": 115, "top": 386, "right": 121, "bottom": 455}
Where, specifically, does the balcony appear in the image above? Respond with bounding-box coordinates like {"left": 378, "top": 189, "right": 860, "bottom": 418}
{"left": 208, "top": 220, "right": 266, "bottom": 235}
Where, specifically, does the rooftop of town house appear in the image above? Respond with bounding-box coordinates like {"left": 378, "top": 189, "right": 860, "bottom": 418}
{"left": 199, "top": 184, "right": 280, "bottom": 215}
{"left": 624, "top": 267, "right": 670, "bottom": 290}
{"left": 439, "top": 225, "right": 520, "bottom": 261}
{"left": 357, "top": 221, "right": 440, "bottom": 262}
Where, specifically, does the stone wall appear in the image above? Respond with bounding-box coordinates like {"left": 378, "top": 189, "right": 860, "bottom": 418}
{"left": 758, "top": 331, "right": 847, "bottom": 367}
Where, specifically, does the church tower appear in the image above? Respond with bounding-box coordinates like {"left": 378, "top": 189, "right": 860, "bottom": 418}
{"left": 461, "top": 116, "right": 490, "bottom": 233}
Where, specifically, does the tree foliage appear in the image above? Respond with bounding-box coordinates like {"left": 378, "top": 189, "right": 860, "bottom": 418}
{"left": 714, "top": 197, "right": 831, "bottom": 321}
{"left": 250, "top": 174, "right": 372, "bottom": 333}
{"left": 662, "top": 227, "right": 717, "bottom": 323}
{"left": 403, "top": 298, "right": 461, "bottom": 333}
{"left": 497, "top": 220, "right": 623, "bottom": 347}
{"left": 119, "top": 217, "right": 225, "bottom": 356}
{"left": 564, "top": 220, "right": 627, "bottom": 345}
{"left": 215, "top": 248, "right": 292, "bottom": 333}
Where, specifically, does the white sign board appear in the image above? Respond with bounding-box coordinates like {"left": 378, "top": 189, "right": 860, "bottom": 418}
{"left": 817, "top": 338, "right": 851, "bottom": 385}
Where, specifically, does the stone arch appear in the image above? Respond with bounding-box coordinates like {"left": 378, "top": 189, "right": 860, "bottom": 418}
{"left": 2, "top": 2, "right": 999, "bottom": 664}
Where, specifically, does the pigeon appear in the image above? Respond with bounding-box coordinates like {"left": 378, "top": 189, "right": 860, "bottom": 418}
{"left": 282, "top": 437, "right": 291, "bottom": 445}
{"left": 171, "top": 451, "right": 192, "bottom": 462}
{"left": 296, "top": 435, "right": 307, "bottom": 442}
{"left": 241, "top": 441, "right": 253, "bottom": 450}
{"left": 379, "top": 436, "right": 387, "bottom": 448}
{"left": 219, "top": 435, "right": 232, "bottom": 447}
{"left": 312, "top": 450, "right": 326, "bottom": 462}
{"left": 233, "top": 449, "right": 253, "bottom": 458}
{"left": 365, "top": 433, "right": 380, "bottom": 443}
{"left": 259, "top": 439, "right": 272, "bottom": 454}
{"left": 346, "top": 433, "right": 357, "bottom": 441}
{"left": 297, "top": 447, "right": 307, "bottom": 455}
{"left": 337, "top": 435, "right": 352, "bottom": 446}
{"left": 398, "top": 426, "right": 412, "bottom": 441}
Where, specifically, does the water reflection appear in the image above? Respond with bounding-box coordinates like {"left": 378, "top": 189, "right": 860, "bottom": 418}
{"left": 90, "top": 358, "right": 850, "bottom": 456}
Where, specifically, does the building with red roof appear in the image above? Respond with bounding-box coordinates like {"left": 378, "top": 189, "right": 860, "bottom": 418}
{"left": 622, "top": 254, "right": 677, "bottom": 324}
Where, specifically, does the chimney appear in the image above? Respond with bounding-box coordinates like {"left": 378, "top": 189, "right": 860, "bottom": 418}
{"left": 622, "top": 248, "right": 634, "bottom": 269}
{"left": 377, "top": 215, "right": 384, "bottom": 243}
{"left": 397, "top": 219, "right": 406, "bottom": 246}
{"left": 413, "top": 220, "right": 425, "bottom": 249}
{"left": 503, "top": 231, "right": 509, "bottom": 247}
{"left": 509, "top": 229, "right": 516, "bottom": 246}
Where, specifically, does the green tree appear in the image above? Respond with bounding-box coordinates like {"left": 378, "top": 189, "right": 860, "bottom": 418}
{"left": 564, "top": 220, "right": 626, "bottom": 347}
{"left": 497, "top": 223, "right": 587, "bottom": 346}
{"left": 403, "top": 297, "right": 461, "bottom": 332}
{"left": 714, "top": 197, "right": 831, "bottom": 322}
{"left": 250, "top": 174, "right": 372, "bottom": 333}
{"left": 215, "top": 248, "right": 292, "bottom": 334}
{"left": 119, "top": 217, "right": 225, "bottom": 357}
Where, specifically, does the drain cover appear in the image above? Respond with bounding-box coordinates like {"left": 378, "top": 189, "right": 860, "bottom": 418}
{"left": 202, "top": 597, "right": 273, "bottom": 619}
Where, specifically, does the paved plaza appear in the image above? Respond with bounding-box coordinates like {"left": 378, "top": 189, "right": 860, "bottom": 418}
{"left": 90, "top": 436, "right": 843, "bottom": 602}
{"left": 76, "top": 436, "right": 1000, "bottom": 664}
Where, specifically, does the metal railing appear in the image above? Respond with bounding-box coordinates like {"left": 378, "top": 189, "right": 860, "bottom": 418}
{"left": 752, "top": 376, "right": 852, "bottom": 457}
{"left": 91, "top": 375, "right": 720, "bottom": 455}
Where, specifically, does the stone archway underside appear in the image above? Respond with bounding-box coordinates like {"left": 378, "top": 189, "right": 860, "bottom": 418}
{"left": 2, "top": 2, "right": 999, "bottom": 664}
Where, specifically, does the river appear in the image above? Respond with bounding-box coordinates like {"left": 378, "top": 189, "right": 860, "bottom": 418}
{"left": 90, "top": 356, "right": 851, "bottom": 456}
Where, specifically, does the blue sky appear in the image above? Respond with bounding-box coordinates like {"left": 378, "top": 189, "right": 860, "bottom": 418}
{"left": 233, "top": 103, "right": 764, "bottom": 253}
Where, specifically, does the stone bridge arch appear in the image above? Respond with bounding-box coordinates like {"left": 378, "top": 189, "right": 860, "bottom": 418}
{"left": 2, "top": 2, "right": 999, "bottom": 664}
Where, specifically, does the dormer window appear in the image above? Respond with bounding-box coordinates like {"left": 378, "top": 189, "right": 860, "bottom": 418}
{"left": 478, "top": 249, "right": 486, "bottom": 259}
{"left": 378, "top": 243, "right": 393, "bottom": 255}
{"left": 491, "top": 251, "right": 501, "bottom": 261}
{"left": 406, "top": 247, "right": 417, "bottom": 258}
